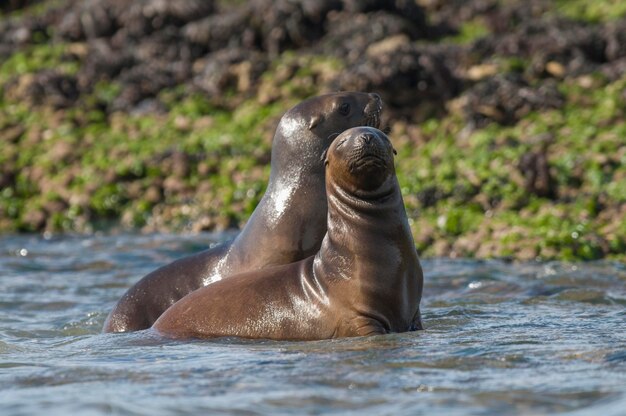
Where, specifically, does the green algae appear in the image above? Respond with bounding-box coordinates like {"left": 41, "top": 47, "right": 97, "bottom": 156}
{"left": 0, "top": 43, "right": 78, "bottom": 84}
{"left": 556, "top": 0, "right": 626, "bottom": 23}
{"left": 397, "top": 73, "right": 626, "bottom": 260}
{"left": 1, "top": 1, "right": 625, "bottom": 261}
{"left": 445, "top": 18, "right": 491, "bottom": 45}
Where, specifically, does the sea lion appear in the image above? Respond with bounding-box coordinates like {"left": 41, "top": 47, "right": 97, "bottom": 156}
{"left": 103, "top": 92, "right": 383, "bottom": 333}
{"left": 152, "top": 126, "right": 423, "bottom": 340}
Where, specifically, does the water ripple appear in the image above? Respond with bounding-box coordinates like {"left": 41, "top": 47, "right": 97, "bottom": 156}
{"left": 0, "top": 235, "right": 625, "bottom": 415}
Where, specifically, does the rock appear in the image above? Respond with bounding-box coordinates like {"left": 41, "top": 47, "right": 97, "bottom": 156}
{"left": 58, "top": 0, "right": 118, "bottom": 41}
{"left": 22, "top": 208, "right": 47, "bottom": 231}
{"left": 462, "top": 73, "right": 564, "bottom": 127}
{"left": 247, "top": 0, "right": 330, "bottom": 57}
{"left": 1, "top": 125, "right": 25, "bottom": 143}
{"left": 49, "top": 140, "right": 76, "bottom": 164}
{"left": 518, "top": 139, "right": 558, "bottom": 199}
{"left": 336, "top": 42, "right": 460, "bottom": 118}
{"left": 6, "top": 70, "right": 79, "bottom": 109}
{"left": 342, "top": 0, "right": 427, "bottom": 27}
{"left": 192, "top": 48, "right": 268, "bottom": 100}
{"left": 144, "top": 185, "right": 163, "bottom": 204}
{"left": 183, "top": 9, "right": 254, "bottom": 52}
{"left": 318, "top": 11, "right": 425, "bottom": 62}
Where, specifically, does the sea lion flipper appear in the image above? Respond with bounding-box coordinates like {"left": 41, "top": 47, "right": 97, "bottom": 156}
{"left": 409, "top": 307, "right": 424, "bottom": 331}
{"left": 338, "top": 315, "right": 390, "bottom": 337}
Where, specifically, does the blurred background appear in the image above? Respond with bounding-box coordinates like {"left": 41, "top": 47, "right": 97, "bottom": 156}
{"left": 1, "top": 0, "right": 625, "bottom": 260}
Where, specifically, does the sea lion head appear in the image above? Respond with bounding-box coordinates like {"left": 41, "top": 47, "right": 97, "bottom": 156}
{"left": 325, "top": 126, "right": 397, "bottom": 195}
{"left": 273, "top": 92, "right": 383, "bottom": 174}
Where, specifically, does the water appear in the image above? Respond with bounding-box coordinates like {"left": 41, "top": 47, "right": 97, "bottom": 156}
{"left": 1, "top": 233, "right": 625, "bottom": 416}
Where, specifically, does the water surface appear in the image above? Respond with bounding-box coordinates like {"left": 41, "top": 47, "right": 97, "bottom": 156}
{"left": 1, "top": 233, "right": 625, "bottom": 415}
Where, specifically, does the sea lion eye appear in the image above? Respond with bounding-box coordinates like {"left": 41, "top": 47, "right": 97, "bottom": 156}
{"left": 339, "top": 103, "right": 351, "bottom": 116}
{"left": 336, "top": 138, "right": 348, "bottom": 148}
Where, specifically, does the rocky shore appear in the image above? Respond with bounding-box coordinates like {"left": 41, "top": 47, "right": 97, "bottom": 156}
{"left": 1, "top": 0, "right": 625, "bottom": 260}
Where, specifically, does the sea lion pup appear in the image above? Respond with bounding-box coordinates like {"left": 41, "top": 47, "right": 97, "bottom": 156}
{"left": 153, "top": 126, "right": 423, "bottom": 340}
{"left": 103, "top": 92, "right": 383, "bottom": 333}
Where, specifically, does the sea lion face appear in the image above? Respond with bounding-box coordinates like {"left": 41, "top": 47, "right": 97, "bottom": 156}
{"left": 304, "top": 91, "right": 382, "bottom": 139}
{"left": 276, "top": 92, "right": 383, "bottom": 171}
{"left": 326, "top": 126, "right": 396, "bottom": 193}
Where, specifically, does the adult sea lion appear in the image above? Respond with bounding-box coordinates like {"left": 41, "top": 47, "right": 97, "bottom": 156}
{"left": 153, "top": 126, "right": 423, "bottom": 340}
{"left": 103, "top": 92, "right": 383, "bottom": 333}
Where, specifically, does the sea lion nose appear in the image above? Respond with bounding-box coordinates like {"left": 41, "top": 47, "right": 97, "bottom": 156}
{"left": 360, "top": 133, "right": 374, "bottom": 144}
{"left": 370, "top": 93, "right": 381, "bottom": 103}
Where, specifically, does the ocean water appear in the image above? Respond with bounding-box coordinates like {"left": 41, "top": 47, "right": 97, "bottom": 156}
{"left": 1, "top": 233, "right": 625, "bottom": 416}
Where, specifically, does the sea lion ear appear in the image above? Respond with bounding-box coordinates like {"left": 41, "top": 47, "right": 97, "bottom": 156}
{"left": 309, "top": 114, "right": 322, "bottom": 130}
{"left": 392, "top": 147, "right": 397, "bottom": 155}
{"left": 327, "top": 132, "right": 340, "bottom": 143}
{"left": 321, "top": 148, "right": 329, "bottom": 165}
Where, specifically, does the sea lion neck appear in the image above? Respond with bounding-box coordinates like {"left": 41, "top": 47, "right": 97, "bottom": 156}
{"left": 314, "top": 175, "right": 403, "bottom": 273}
{"left": 326, "top": 174, "right": 398, "bottom": 215}
{"left": 226, "top": 124, "right": 328, "bottom": 268}
{"left": 267, "top": 119, "right": 327, "bottom": 183}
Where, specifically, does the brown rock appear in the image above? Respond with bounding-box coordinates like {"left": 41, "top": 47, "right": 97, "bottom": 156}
{"left": 22, "top": 208, "right": 47, "bottom": 231}
{"left": 145, "top": 185, "right": 163, "bottom": 204}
